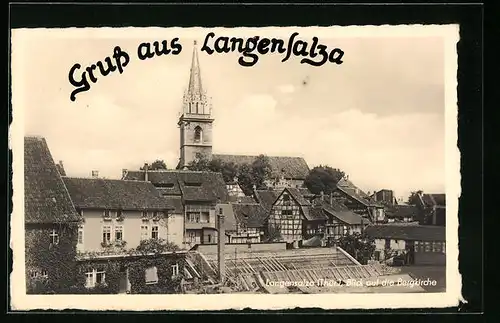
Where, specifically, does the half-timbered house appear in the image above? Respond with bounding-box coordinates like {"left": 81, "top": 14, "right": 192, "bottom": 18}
{"left": 332, "top": 177, "right": 385, "bottom": 223}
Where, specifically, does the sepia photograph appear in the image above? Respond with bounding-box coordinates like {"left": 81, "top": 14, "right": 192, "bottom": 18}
{"left": 10, "top": 25, "right": 461, "bottom": 310}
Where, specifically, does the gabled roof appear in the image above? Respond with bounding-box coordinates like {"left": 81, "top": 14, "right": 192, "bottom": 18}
{"left": 62, "top": 177, "right": 174, "bottom": 211}
{"left": 422, "top": 194, "right": 446, "bottom": 207}
{"left": 212, "top": 154, "right": 310, "bottom": 180}
{"left": 254, "top": 189, "right": 280, "bottom": 212}
{"left": 123, "top": 170, "right": 229, "bottom": 203}
{"left": 336, "top": 178, "right": 381, "bottom": 207}
{"left": 232, "top": 203, "right": 268, "bottom": 228}
{"left": 285, "top": 187, "right": 310, "bottom": 206}
{"left": 24, "top": 136, "right": 80, "bottom": 224}
{"left": 365, "top": 224, "right": 445, "bottom": 241}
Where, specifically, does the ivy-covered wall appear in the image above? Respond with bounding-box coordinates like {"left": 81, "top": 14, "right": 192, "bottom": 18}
{"left": 76, "top": 252, "right": 186, "bottom": 294}
{"left": 25, "top": 222, "right": 79, "bottom": 294}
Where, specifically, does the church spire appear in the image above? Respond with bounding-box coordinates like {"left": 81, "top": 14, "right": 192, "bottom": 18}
{"left": 188, "top": 40, "right": 203, "bottom": 95}
{"left": 182, "top": 41, "right": 211, "bottom": 115}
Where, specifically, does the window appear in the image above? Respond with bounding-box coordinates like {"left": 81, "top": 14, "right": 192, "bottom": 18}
{"left": 188, "top": 231, "right": 196, "bottom": 242}
{"left": 145, "top": 266, "right": 158, "bottom": 284}
{"left": 187, "top": 212, "right": 200, "bottom": 223}
{"left": 283, "top": 194, "right": 290, "bottom": 201}
{"left": 116, "top": 209, "right": 123, "bottom": 218}
{"left": 115, "top": 225, "right": 123, "bottom": 241}
{"left": 49, "top": 229, "right": 59, "bottom": 245}
{"left": 142, "top": 211, "right": 148, "bottom": 219}
{"left": 85, "top": 269, "right": 106, "bottom": 288}
{"left": 424, "top": 241, "right": 431, "bottom": 252}
{"left": 151, "top": 225, "right": 159, "bottom": 239}
{"left": 96, "top": 271, "right": 106, "bottom": 285}
{"left": 40, "top": 270, "right": 48, "bottom": 278}
{"left": 157, "top": 183, "right": 175, "bottom": 188}
{"left": 281, "top": 210, "right": 293, "bottom": 216}
{"left": 194, "top": 126, "right": 202, "bottom": 142}
{"left": 103, "top": 210, "right": 111, "bottom": 219}
{"left": 141, "top": 225, "right": 149, "bottom": 240}
{"left": 172, "top": 264, "right": 179, "bottom": 277}
{"left": 30, "top": 270, "right": 38, "bottom": 279}
{"left": 102, "top": 226, "right": 112, "bottom": 244}
{"left": 77, "top": 226, "right": 84, "bottom": 244}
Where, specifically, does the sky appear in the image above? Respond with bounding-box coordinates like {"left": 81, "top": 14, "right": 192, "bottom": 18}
{"left": 13, "top": 27, "right": 450, "bottom": 200}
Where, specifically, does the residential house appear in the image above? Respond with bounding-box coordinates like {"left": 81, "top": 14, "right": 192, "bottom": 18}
{"left": 385, "top": 204, "right": 419, "bottom": 223}
{"left": 122, "top": 168, "right": 230, "bottom": 248}
{"left": 266, "top": 187, "right": 326, "bottom": 247}
{"left": 24, "top": 136, "right": 82, "bottom": 293}
{"left": 365, "top": 224, "right": 446, "bottom": 266}
{"left": 332, "top": 177, "right": 385, "bottom": 223}
{"left": 312, "top": 194, "right": 370, "bottom": 244}
{"left": 414, "top": 192, "right": 446, "bottom": 226}
{"left": 62, "top": 177, "right": 181, "bottom": 252}
{"left": 229, "top": 203, "right": 268, "bottom": 243}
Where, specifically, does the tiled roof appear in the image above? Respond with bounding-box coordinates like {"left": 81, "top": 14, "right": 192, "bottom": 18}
{"left": 386, "top": 205, "right": 419, "bottom": 219}
{"left": 306, "top": 206, "right": 328, "bottom": 221}
{"left": 254, "top": 189, "right": 280, "bottom": 212}
{"left": 62, "top": 177, "right": 174, "bottom": 211}
{"left": 336, "top": 178, "right": 381, "bottom": 207}
{"left": 212, "top": 154, "right": 310, "bottom": 179}
{"left": 422, "top": 194, "right": 446, "bottom": 207}
{"left": 285, "top": 187, "right": 311, "bottom": 206}
{"left": 365, "top": 224, "right": 445, "bottom": 241}
{"left": 236, "top": 196, "right": 258, "bottom": 204}
{"left": 232, "top": 203, "right": 269, "bottom": 228}
{"left": 123, "top": 170, "right": 229, "bottom": 203}
{"left": 24, "top": 137, "right": 80, "bottom": 224}
{"left": 164, "top": 196, "right": 184, "bottom": 214}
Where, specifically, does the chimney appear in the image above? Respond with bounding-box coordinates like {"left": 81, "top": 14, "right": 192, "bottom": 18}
{"left": 91, "top": 170, "right": 99, "bottom": 178}
{"left": 144, "top": 163, "right": 149, "bottom": 182}
{"left": 330, "top": 192, "right": 333, "bottom": 205}
{"left": 320, "top": 191, "right": 324, "bottom": 201}
{"left": 122, "top": 168, "right": 128, "bottom": 179}
{"left": 216, "top": 200, "right": 225, "bottom": 284}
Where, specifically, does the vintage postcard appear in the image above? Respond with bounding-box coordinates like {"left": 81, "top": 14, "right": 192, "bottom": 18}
{"left": 10, "top": 25, "right": 462, "bottom": 310}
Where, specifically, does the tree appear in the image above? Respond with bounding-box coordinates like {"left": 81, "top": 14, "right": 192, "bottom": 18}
{"left": 237, "top": 163, "right": 255, "bottom": 195}
{"left": 131, "top": 238, "right": 180, "bottom": 255}
{"left": 304, "top": 165, "right": 346, "bottom": 195}
{"left": 336, "top": 232, "right": 375, "bottom": 265}
{"left": 264, "top": 224, "right": 282, "bottom": 242}
{"left": 141, "top": 159, "right": 167, "bottom": 170}
{"left": 251, "top": 155, "right": 272, "bottom": 190}
{"left": 187, "top": 153, "right": 239, "bottom": 183}
{"left": 407, "top": 190, "right": 423, "bottom": 205}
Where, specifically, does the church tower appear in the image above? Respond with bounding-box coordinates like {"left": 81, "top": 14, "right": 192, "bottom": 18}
{"left": 178, "top": 41, "right": 214, "bottom": 169}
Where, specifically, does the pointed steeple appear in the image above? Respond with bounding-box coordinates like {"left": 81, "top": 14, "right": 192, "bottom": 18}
{"left": 188, "top": 40, "right": 203, "bottom": 95}
{"left": 182, "top": 41, "right": 211, "bottom": 115}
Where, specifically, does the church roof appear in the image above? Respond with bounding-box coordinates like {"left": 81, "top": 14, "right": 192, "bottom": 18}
{"left": 62, "top": 177, "right": 174, "bottom": 211}
{"left": 123, "top": 170, "right": 229, "bottom": 203}
{"left": 212, "top": 154, "right": 310, "bottom": 180}
{"left": 24, "top": 136, "right": 80, "bottom": 224}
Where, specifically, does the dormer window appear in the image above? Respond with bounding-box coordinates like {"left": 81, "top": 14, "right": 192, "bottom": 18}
{"left": 141, "top": 211, "right": 148, "bottom": 220}
{"left": 194, "top": 126, "right": 203, "bottom": 143}
{"left": 157, "top": 183, "right": 175, "bottom": 188}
